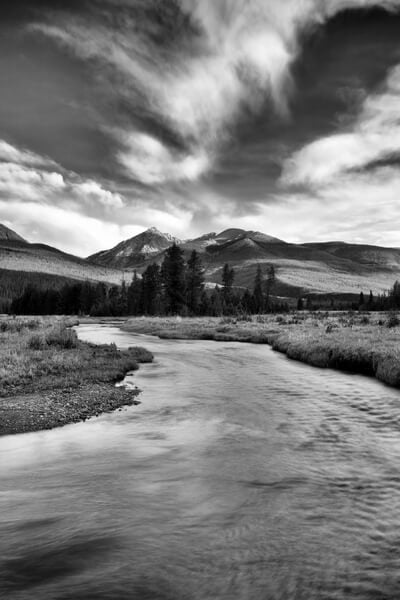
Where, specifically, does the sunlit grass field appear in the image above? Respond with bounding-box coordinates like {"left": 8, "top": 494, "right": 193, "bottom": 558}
{"left": 0, "top": 317, "right": 152, "bottom": 397}
{"left": 122, "top": 312, "right": 400, "bottom": 388}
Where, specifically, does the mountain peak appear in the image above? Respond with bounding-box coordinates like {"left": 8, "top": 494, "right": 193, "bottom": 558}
{"left": 143, "top": 227, "right": 180, "bottom": 243}
{"left": 215, "top": 228, "right": 283, "bottom": 245}
{"left": 0, "top": 223, "right": 26, "bottom": 243}
{"left": 88, "top": 227, "right": 183, "bottom": 268}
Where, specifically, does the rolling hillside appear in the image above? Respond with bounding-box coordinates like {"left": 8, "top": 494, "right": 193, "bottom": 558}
{"left": 90, "top": 228, "right": 400, "bottom": 296}
{"left": 0, "top": 224, "right": 26, "bottom": 243}
{"left": 0, "top": 238, "right": 130, "bottom": 285}
{"left": 2, "top": 223, "right": 400, "bottom": 297}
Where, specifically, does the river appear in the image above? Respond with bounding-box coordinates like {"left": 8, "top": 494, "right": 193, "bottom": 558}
{"left": 2, "top": 323, "right": 400, "bottom": 599}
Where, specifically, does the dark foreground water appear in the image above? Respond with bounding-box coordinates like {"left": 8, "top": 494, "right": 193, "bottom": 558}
{"left": 2, "top": 324, "right": 400, "bottom": 599}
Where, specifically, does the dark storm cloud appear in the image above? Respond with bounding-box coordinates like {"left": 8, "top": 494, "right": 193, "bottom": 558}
{"left": 1, "top": 1, "right": 400, "bottom": 252}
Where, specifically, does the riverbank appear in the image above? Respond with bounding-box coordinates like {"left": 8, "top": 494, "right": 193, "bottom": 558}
{"left": 0, "top": 317, "right": 153, "bottom": 435}
{"left": 119, "top": 313, "right": 400, "bottom": 389}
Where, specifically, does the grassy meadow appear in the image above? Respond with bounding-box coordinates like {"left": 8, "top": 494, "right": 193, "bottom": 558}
{"left": 121, "top": 312, "right": 400, "bottom": 389}
{"left": 0, "top": 316, "right": 152, "bottom": 435}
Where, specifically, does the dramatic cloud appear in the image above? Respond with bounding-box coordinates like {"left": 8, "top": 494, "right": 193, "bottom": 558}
{"left": 0, "top": 138, "right": 195, "bottom": 253}
{"left": 277, "top": 60, "right": 400, "bottom": 247}
{"left": 117, "top": 132, "right": 210, "bottom": 184}
{"left": 31, "top": 0, "right": 400, "bottom": 186}
{"left": 1, "top": 0, "right": 400, "bottom": 252}
{"left": 0, "top": 141, "right": 124, "bottom": 211}
{"left": 282, "top": 65, "right": 400, "bottom": 186}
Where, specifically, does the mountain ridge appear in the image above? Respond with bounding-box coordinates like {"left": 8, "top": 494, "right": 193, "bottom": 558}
{"left": 88, "top": 227, "right": 183, "bottom": 268}
{"left": 0, "top": 224, "right": 26, "bottom": 243}
{"left": 2, "top": 222, "right": 400, "bottom": 296}
{"left": 87, "top": 226, "right": 400, "bottom": 295}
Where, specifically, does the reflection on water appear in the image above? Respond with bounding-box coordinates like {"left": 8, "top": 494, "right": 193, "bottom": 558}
{"left": 2, "top": 324, "right": 400, "bottom": 599}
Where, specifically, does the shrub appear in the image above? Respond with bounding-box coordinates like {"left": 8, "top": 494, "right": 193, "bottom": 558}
{"left": 387, "top": 313, "right": 400, "bottom": 329}
{"left": 237, "top": 314, "right": 252, "bottom": 322}
{"left": 216, "top": 325, "right": 230, "bottom": 333}
{"left": 45, "top": 326, "right": 79, "bottom": 349}
{"left": 256, "top": 316, "right": 268, "bottom": 324}
{"left": 27, "top": 334, "right": 47, "bottom": 350}
{"left": 127, "top": 347, "right": 154, "bottom": 363}
{"left": 0, "top": 318, "right": 41, "bottom": 333}
{"left": 63, "top": 318, "right": 80, "bottom": 328}
{"left": 26, "top": 319, "right": 40, "bottom": 330}
{"left": 220, "top": 317, "right": 236, "bottom": 325}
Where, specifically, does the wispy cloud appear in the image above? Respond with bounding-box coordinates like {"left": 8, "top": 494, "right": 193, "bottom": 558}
{"left": 2, "top": 0, "right": 400, "bottom": 252}
{"left": 0, "top": 141, "right": 55, "bottom": 168}
{"left": 281, "top": 65, "right": 400, "bottom": 187}
{"left": 29, "top": 0, "right": 400, "bottom": 187}
{"left": 0, "top": 139, "right": 131, "bottom": 251}
{"left": 0, "top": 139, "right": 195, "bottom": 253}
{"left": 117, "top": 131, "right": 210, "bottom": 184}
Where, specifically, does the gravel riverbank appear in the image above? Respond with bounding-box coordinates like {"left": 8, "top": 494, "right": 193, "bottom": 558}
{"left": 0, "top": 317, "right": 153, "bottom": 436}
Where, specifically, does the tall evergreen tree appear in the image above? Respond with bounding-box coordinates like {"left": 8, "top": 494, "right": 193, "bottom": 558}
{"left": 91, "top": 282, "right": 110, "bottom": 316}
{"left": 119, "top": 280, "right": 129, "bottom": 315}
{"left": 186, "top": 250, "right": 205, "bottom": 315}
{"left": 265, "top": 264, "right": 276, "bottom": 310}
{"left": 222, "top": 263, "right": 234, "bottom": 298}
{"left": 210, "top": 286, "right": 223, "bottom": 316}
{"left": 389, "top": 281, "right": 400, "bottom": 309}
{"left": 252, "top": 265, "right": 264, "bottom": 314}
{"left": 199, "top": 289, "right": 210, "bottom": 316}
{"left": 368, "top": 290, "right": 374, "bottom": 307}
{"left": 80, "top": 280, "right": 96, "bottom": 314}
{"left": 108, "top": 285, "right": 121, "bottom": 316}
{"left": 142, "top": 264, "right": 163, "bottom": 315}
{"left": 161, "top": 244, "right": 186, "bottom": 314}
{"left": 242, "top": 289, "right": 253, "bottom": 314}
{"left": 128, "top": 271, "right": 142, "bottom": 315}
{"left": 221, "top": 264, "right": 236, "bottom": 314}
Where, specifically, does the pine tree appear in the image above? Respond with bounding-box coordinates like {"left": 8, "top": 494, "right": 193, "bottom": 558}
{"left": 242, "top": 289, "right": 253, "bottom": 314}
{"left": 91, "top": 282, "right": 110, "bottom": 316}
{"left": 221, "top": 263, "right": 235, "bottom": 312}
{"left": 108, "top": 285, "right": 121, "bottom": 316}
{"left": 252, "top": 265, "right": 264, "bottom": 314}
{"left": 142, "top": 264, "right": 162, "bottom": 315}
{"left": 368, "top": 290, "right": 374, "bottom": 307}
{"left": 265, "top": 264, "right": 276, "bottom": 310}
{"left": 128, "top": 271, "right": 142, "bottom": 315}
{"left": 80, "top": 280, "right": 96, "bottom": 314}
{"left": 186, "top": 250, "right": 205, "bottom": 315}
{"left": 359, "top": 291, "right": 365, "bottom": 308}
{"left": 161, "top": 244, "right": 186, "bottom": 314}
{"left": 119, "top": 280, "right": 129, "bottom": 315}
{"left": 199, "top": 290, "right": 210, "bottom": 316}
{"left": 389, "top": 281, "right": 400, "bottom": 309}
{"left": 210, "top": 286, "right": 223, "bottom": 316}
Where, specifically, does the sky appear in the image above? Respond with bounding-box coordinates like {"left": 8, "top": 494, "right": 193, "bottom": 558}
{"left": 1, "top": 1, "right": 400, "bottom": 255}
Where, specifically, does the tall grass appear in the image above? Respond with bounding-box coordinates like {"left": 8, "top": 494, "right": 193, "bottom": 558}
{"left": 0, "top": 318, "right": 40, "bottom": 333}
{"left": 122, "top": 312, "right": 400, "bottom": 388}
{"left": 0, "top": 317, "right": 153, "bottom": 397}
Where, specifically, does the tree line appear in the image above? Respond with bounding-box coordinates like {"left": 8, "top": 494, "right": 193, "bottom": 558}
{"left": 0, "top": 268, "right": 78, "bottom": 314}
{"left": 10, "top": 244, "right": 284, "bottom": 316}
{"left": 10, "top": 242, "right": 400, "bottom": 317}
{"left": 298, "top": 284, "right": 400, "bottom": 312}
